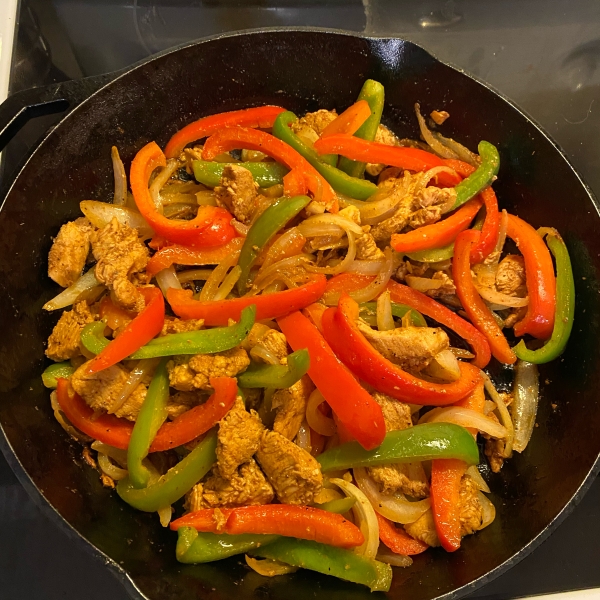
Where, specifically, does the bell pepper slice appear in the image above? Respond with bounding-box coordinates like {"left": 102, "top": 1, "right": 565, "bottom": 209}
{"left": 55, "top": 377, "right": 236, "bottom": 452}
{"left": 443, "top": 159, "right": 500, "bottom": 263}
{"left": 316, "top": 497, "right": 356, "bottom": 514}
{"left": 131, "top": 141, "right": 237, "bottom": 247}
{"left": 453, "top": 229, "right": 517, "bottom": 364}
{"left": 237, "top": 195, "right": 311, "bottom": 294}
{"left": 85, "top": 287, "right": 165, "bottom": 375}
{"left": 321, "top": 100, "right": 372, "bottom": 137}
{"left": 359, "top": 301, "right": 427, "bottom": 327}
{"left": 146, "top": 238, "right": 244, "bottom": 277}
{"left": 317, "top": 422, "right": 479, "bottom": 472}
{"left": 449, "top": 141, "right": 500, "bottom": 210}
{"left": 248, "top": 538, "right": 392, "bottom": 592}
{"left": 117, "top": 428, "right": 217, "bottom": 512}
{"left": 272, "top": 112, "right": 378, "bottom": 200}
{"left": 277, "top": 310, "right": 386, "bottom": 450}
{"left": 376, "top": 512, "right": 429, "bottom": 556}
{"left": 313, "top": 134, "right": 461, "bottom": 188}
{"left": 391, "top": 197, "right": 483, "bottom": 254}
{"left": 42, "top": 362, "right": 75, "bottom": 388}
{"left": 506, "top": 214, "right": 556, "bottom": 339}
{"left": 338, "top": 79, "right": 386, "bottom": 178}
{"left": 202, "top": 126, "right": 338, "bottom": 212}
{"left": 386, "top": 280, "right": 491, "bottom": 369}
{"left": 164, "top": 105, "right": 286, "bottom": 159}
{"left": 127, "top": 357, "right": 170, "bottom": 489}
{"left": 167, "top": 274, "right": 327, "bottom": 325}
{"left": 514, "top": 230, "right": 574, "bottom": 363}
{"left": 192, "top": 160, "right": 289, "bottom": 188}
{"left": 322, "top": 295, "right": 482, "bottom": 405}
{"left": 237, "top": 348, "right": 309, "bottom": 389}
{"left": 80, "top": 305, "right": 255, "bottom": 359}
{"left": 283, "top": 168, "right": 309, "bottom": 196}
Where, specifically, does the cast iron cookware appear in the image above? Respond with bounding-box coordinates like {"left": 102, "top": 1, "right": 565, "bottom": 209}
{"left": 0, "top": 28, "right": 599, "bottom": 600}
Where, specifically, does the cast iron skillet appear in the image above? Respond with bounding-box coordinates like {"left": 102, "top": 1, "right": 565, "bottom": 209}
{"left": 0, "top": 28, "right": 599, "bottom": 600}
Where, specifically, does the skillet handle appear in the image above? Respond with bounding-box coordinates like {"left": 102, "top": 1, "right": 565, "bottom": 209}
{"left": 0, "top": 70, "right": 125, "bottom": 153}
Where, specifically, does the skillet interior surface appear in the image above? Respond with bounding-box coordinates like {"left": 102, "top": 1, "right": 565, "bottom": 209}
{"left": 0, "top": 29, "right": 599, "bottom": 600}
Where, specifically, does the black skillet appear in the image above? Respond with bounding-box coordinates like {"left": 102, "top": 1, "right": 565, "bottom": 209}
{"left": 0, "top": 28, "right": 599, "bottom": 600}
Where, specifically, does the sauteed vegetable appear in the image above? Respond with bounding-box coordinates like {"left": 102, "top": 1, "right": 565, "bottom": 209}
{"left": 42, "top": 80, "right": 574, "bottom": 591}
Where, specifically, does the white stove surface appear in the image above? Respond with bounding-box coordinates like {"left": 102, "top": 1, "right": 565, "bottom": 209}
{"left": 0, "top": 0, "right": 18, "bottom": 103}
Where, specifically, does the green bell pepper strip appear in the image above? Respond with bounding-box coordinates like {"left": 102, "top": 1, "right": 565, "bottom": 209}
{"left": 80, "top": 305, "right": 255, "bottom": 359}
{"left": 192, "top": 160, "right": 289, "bottom": 188}
{"left": 117, "top": 428, "right": 217, "bottom": 512}
{"left": 127, "top": 358, "right": 170, "bottom": 489}
{"left": 42, "top": 362, "right": 75, "bottom": 388}
{"left": 237, "top": 348, "right": 309, "bottom": 389}
{"left": 338, "top": 79, "right": 386, "bottom": 179}
{"left": 272, "top": 112, "right": 378, "bottom": 201}
{"left": 359, "top": 301, "right": 427, "bottom": 327}
{"left": 451, "top": 141, "right": 500, "bottom": 210}
{"left": 314, "top": 497, "right": 356, "bottom": 514}
{"left": 248, "top": 538, "right": 392, "bottom": 592}
{"left": 237, "top": 195, "right": 311, "bottom": 295}
{"left": 176, "top": 528, "right": 278, "bottom": 564}
{"left": 514, "top": 231, "right": 574, "bottom": 363}
{"left": 318, "top": 422, "right": 479, "bottom": 472}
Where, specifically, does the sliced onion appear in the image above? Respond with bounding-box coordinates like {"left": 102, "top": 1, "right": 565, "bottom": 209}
{"left": 250, "top": 255, "right": 311, "bottom": 293}
{"left": 50, "top": 391, "right": 93, "bottom": 442}
{"left": 97, "top": 452, "right": 128, "bottom": 480}
{"left": 297, "top": 221, "right": 345, "bottom": 238}
{"left": 481, "top": 371, "right": 515, "bottom": 457}
{"left": 354, "top": 187, "right": 405, "bottom": 226}
{"left": 405, "top": 275, "right": 443, "bottom": 293}
{"left": 155, "top": 266, "right": 183, "bottom": 297}
{"left": 158, "top": 506, "right": 173, "bottom": 528}
{"left": 423, "top": 349, "right": 461, "bottom": 382}
{"left": 348, "top": 259, "right": 385, "bottom": 275}
{"left": 250, "top": 344, "right": 279, "bottom": 365}
{"left": 149, "top": 158, "right": 179, "bottom": 213}
{"left": 196, "top": 190, "right": 218, "bottom": 206}
{"left": 231, "top": 220, "right": 250, "bottom": 236}
{"left": 200, "top": 250, "right": 240, "bottom": 301}
{"left": 415, "top": 103, "right": 459, "bottom": 160}
{"left": 306, "top": 390, "right": 336, "bottom": 436}
{"left": 466, "top": 465, "right": 491, "bottom": 494}
{"left": 108, "top": 358, "right": 160, "bottom": 415}
{"left": 473, "top": 281, "right": 529, "bottom": 307}
{"left": 376, "top": 290, "right": 395, "bottom": 331}
{"left": 213, "top": 265, "right": 241, "bottom": 301}
{"left": 449, "top": 347, "right": 475, "bottom": 359}
{"left": 330, "top": 476, "right": 379, "bottom": 559}
{"left": 419, "top": 407, "right": 507, "bottom": 439}
{"left": 299, "top": 214, "right": 363, "bottom": 236}
{"left": 80, "top": 200, "right": 154, "bottom": 239}
{"left": 376, "top": 550, "right": 413, "bottom": 568}
{"left": 511, "top": 359, "right": 539, "bottom": 453}
{"left": 245, "top": 556, "right": 298, "bottom": 576}
{"left": 306, "top": 231, "right": 356, "bottom": 275}
{"left": 353, "top": 467, "right": 430, "bottom": 525}
{"left": 294, "top": 420, "right": 312, "bottom": 453}
{"left": 495, "top": 209, "right": 508, "bottom": 255}
{"left": 177, "top": 269, "right": 214, "bottom": 284}
{"left": 478, "top": 491, "right": 496, "bottom": 529}
{"left": 111, "top": 146, "right": 127, "bottom": 206}
{"left": 432, "top": 131, "right": 480, "bottom": 167}
{"left": 43, "top": 268, "right": 101, "bottom": 311}
{"left": 260, "top": 227, "right": 306, "bottom": 272}
{"left": 91, "top": 441, "right": 128, "bottom": 468}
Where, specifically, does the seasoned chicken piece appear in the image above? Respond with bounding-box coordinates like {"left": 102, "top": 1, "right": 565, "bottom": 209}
{"left": 244, "top": 325, "right": 289, "bottom": 362}
{"left": 166, "top": 390, "right": 203, "bottom": 420}
{"left": 338, "top": 205, "right": 361, "bottom": 225}
{"left": 167, "top": 347, "right": 250, "bottom": 391}
{"left": 373, "top": 392, "right": 413, "bottom": 431}
{"left": 426, "top": 271, "right": 456, "bottom": 298}
{"left": 291, "top": 109, "right": 337, "bottom": 138}
{"left": 504, "top": 306, "right": 527, "bottom": 329}
{"left": 70, "top": 361, "right": 146, "bottom": 421}
{"left": 485, "top": 437, "right": 506, "bottom": 473}
{"left": 216, "top": 397, "right": 264, "bottom": 479}
{"left": 418, "top": 185, "right": 456, "bottom": 210}
{"left": 90, "top": 218, "right": 149, "bottom": 312}
{"left": 378, "top": 167, "right": 403, "bottom": 186}
{"left": 46, "top": 301, "right": 96, "bottom": 361}
{"left": 214, "top": 164, "right": 260, "bottom": 225}
{"left": 48, "top": 217, "right": 95, "bottom": 288}
{"left": 272, "top": 375, "right": 314, "bottom": 440}
{"left": 256, "top": 430, "right": 323, "bottom": 505}
{"left": 404, "top": 510, "right": 441, "bottom": 547}
{"left": 366, "top": 125, "right": 400, "bottom": 177}
{"left": 356, "top": 227, "right": 385, "bottom": 261}
{"left": 495, "top": 254, "right": 526, "bottom": 296}
{"left": 356, "top": 321, "right": 449, "bottom": 372}
{"left": 161, "top": 317, "right": 205, "bottom": 336}
{"left": 409, "top": 205, "right": 442, "bottom": 228}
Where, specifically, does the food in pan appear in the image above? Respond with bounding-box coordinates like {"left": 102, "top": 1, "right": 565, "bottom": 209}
{"left": 41, "top": 79, "right": 574, "bottom": 592}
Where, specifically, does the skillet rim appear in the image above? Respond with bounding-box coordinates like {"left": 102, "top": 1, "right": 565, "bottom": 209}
{"left": 1, "top": 25, "right": 599, "bottom": 600}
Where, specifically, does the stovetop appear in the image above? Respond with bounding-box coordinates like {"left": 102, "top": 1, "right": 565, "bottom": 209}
{"left": 1, "top": 1, "right": 600, "bottom": 599}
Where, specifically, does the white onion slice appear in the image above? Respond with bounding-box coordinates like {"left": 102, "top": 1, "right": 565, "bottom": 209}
{"left": 415, "top": 103, "right": 458, "bottom": 160}
{"left": 466, "top": 465, "right": 491, "bottom": 494}
{"left": 155, "top": 266, "right": 183, "bottom": 297}
{"left": 97, "top": 452, "right": 128, "bottom": 480}
{"left": 111, "top": 146, "right": 127, "bottom": 206}
{"left": 297, "top": 221, "right": 345, "bottom": 238}
{"left": 511, "top": 360, "right": 539, "bottom": 453}
{"left": 91, "top": 441, "right": 128, "bottom": 468}
{"left": 376, "top": 550, "right": 413, "bottom": 568}
{"left": 419, "top": 407, "right": 507, "bottom": 439}
{"left": 306, "top": 390, "right": 336, "bottom": 436}
{"left": 249, "top": 344, "right": 279, "bottom": 366}
{"left": 200, "top": 250, "right": 240, "bottom": 301}
{"left": 376, "top": 290, "right": 395, "bottom": 332}
{"left": 481, "top": 371, "right": 515, "bottom": 457}
{"left": 245, "top": 556, "right": 299, "bottom": 576}
{"left": 213, "top": 265, "right": 241, "bottom": 301}
{"left": 177, "top": 269, "right": 214, "bottom": 283}
{"left": 294, "top": 421, "right": 312, "bottom": 453}
{"left": 80, "top": 200, "right": 154, "bottom": 239}
{"left": 473, "top": 281, "right": 529, "bottom": 308}
{"left": 405, "top": 276, "right": 443, "bottom": 293}
{"left": 43, "top": 268, "right": 101, "bottom": 311}
{"left": 348, "top": 260, "right": 385, "bottom": 276}
{"left": 353, "top": 467, "right": 430, "bottom": 525}
{"left": 299, "top": 214, "right": 363, "bottom": 236}
{"left": 158, "top": 506, "right": 173, "bottom": 528}
{"left": 150, "top": 158, "right": 179, "bottom": 212}
{"left": 478, "top": 491, "right": 496, "bottom": 529}
{"left": 423, "top": 349, "right": 461, "bottom": 382}
{"left": 108, "top": 358, "right": 160, "bottom": 415}
{"left": 306, "top": 231, "right": 356, "bottom": 275}
{"left": 330, "top": 477, "right": 380, "bottom": 559}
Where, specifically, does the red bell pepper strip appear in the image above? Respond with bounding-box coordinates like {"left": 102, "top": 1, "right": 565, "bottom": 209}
{"left": 146, "top": 238, "right": 244, "bottom": 277}
{"left": 321, "top": 100, "right": 372, "bottom": 137}
{"left": 170, "top": 508, "right": 234, "bottom": 532}
{"left": 313, "top": 134, "right": 461, "bottom": 187}
{"left": 283, "top": 168, "right": 309, "bottom": 197}
{"left": 453, "top": 230, "right": 517, "bottom": 364}
{"left": 443, "top": 159, "right": 500, "bottom": 263}
{"left": 506, "top": 214, "right": 556, "bottom": 339}
{"left": 391, "top": 197, "right": 483, "bottom": 254}
{"left": 98, "top": 296, "right": 136, "bottom": 331}
{"left": 375, "top": 513, "right": 429, "bottom": 556}
{"left": 86, "top": 288, "right": 165, "bottom": 375}
{"left": 302, "top": 302, "right": 327, "bottom": 331}
{"left": 55, "top": 377, "right": 236, "bottom": 452}
{"left": 386, "top": 280, "right": 491, "bottom": 369}
{"left": 167, "top": 274, "right": 327, "bottom": 326}
{"left": 202, "top": 127, "right": 338, "bottom": 212}
{"left": 321, "top": 295, "right": 482, "bottom": 405}
{"left": 130, "top": 141, "right": 237, "bottom": 247}
{"left": 277, "top": 310, "right": 386, "bottom": 450}
{"left": 164, "top": 105, "right": 286, "bottom": 159}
